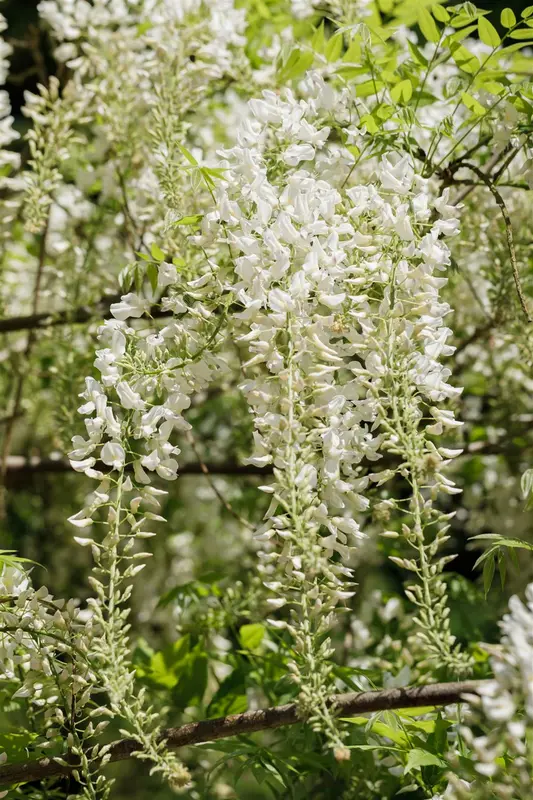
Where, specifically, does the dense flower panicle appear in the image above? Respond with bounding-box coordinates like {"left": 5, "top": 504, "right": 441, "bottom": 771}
{"left": 69, "top": 294, "right": 226, "bottom": 486}
{"left": 37, "top": 0, "right": 248, "bottom": 218}
{"left": 65, "top": 259, "right": 228, "bottom": 790}
{"left": 193, "top": 69, "right": 471, "bottom": 742}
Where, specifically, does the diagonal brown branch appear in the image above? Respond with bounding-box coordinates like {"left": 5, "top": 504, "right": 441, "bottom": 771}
{"left": 0, "top": 680, "right": 488, "bottom": 787}
{"left": 185, "top": 431, "right": 255, "bottom": 529}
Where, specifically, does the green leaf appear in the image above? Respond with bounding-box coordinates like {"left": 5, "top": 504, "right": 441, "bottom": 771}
{"left": 521, "top": 468, "right": 533, "bottom": 500}
{"left": 138, "top": 636, "right": 191, "bottom": 689}
{"left": 157, "top": 581, "right": 203, "bottom": 608}
{"left": 508, "top": 94, "right": 533, "bottom": 116}
{"left": 471, "top": 534, "right": 533, "bottom": 552}
{"left": 356, "top": 80, "right": 384, "bottom": 98}
{"left": 136, "top": 21, "right": 153, "bottom": 36}
{"left": 483, "top": 554, "right": 496, "bottom": 596}
{"left": 445, "top": 24, "right": 479, "bottom": 43}
{"left": 336, "top": 65, "right": 366, "bottom": 79}
{"left": 461, "top": 91, "right": 485, "bottom": 116}
{"left": 508, "top": 28, "right": 533, "bottom": 39}
{"left": 390, "top": 79, "right": 413, "bottom": 104}
{"left": 450, "top": 12, "right": 478, "bottom": 29}
{"left": 501, "top": 8, "right": 516, "bottom": 28}
{"left": 404, "top": 748, "right": 447, "bottom": 774}
{"left": 478, "top": 16, "right": 501, "bottom": 47}
{"left": 370, "top": 721, "right": 409, "bottom": 746}
{"left": 150, "top": 243, "right": 165, "bottom": 262}
{"left": 359, "top": 113, "right": 379, "bottom": 134}
{"left": 407, "top": 40, "right": 429, "bottom": 66}
{"left": 202, "top": 166, "right": 226, "bottom": 180}
{"left": 497, "top": 41, "right": 533, "bottom": 56}
{"left": 173, "top": 214, "right": 203, "bottom": 227}
{"left": 432, "top": 5, "right": 450, "bottom": 23}
{"left": 522, "top": 6, "right": 533, "bottom": 18}
{"left": 342, "top": 36, "right": 361, "bottom": 64}
{"left": 405, "top": 718, "right": 436, "bottom": 734}
{"left": 172, "top": 649, "right": 208, "bottom": 709}
{"left": 497, "top": 551, "right": 507, "bottom": 590}
{"left": 418, "top": 7, "right": 440, "bottom": 42}
{"left": 398, "top": 706, "right": 437, "bottom": 717}
{"left": 278, "top": 48, "right": 314, "bottom": 81}
{"left": 136, "top": 635, "right": 208, "bottom": 708}
{"left": 146, "top": 262, "right": 158, "bottom": 294}
{"left": 0, "top": 550, "right": 39, "bottom": 570}
{"left": 450, "top": 42, "right": 480, "bottom": 74}
{"left": 325, "top": 33, "right": 343, "bottom": 62}
{"left": 239, "top": 623, "right": 265, "bottom": 650}
{"left": 348, "top": 744, "right": 401, "bottom": 751}
{"left": 343, "top": 716, "right": 409, "bottom": 745}
{"left": 207, "top": 669, "right": 248, "bottom": 717}
{"left": 311, "top": 22, "right": 326, "bottom": 54}
{"left": 476, "top": 79, "right": 505, "bottom": 96}
{"left": 176, "top": 143, "right": 198, "bottom": 166}
{"left": 0, "top": 732, "right": 40, "bottom": 764}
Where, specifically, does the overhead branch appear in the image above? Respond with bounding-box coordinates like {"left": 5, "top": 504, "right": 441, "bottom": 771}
{"left": 0, "top": 680, "right": 489, "bottom": 787}
{"left": 3, "top": 455, "right": 271, "bottom": 482}
{"left": 0, "top": 293, "right": 172, "bottom": 335}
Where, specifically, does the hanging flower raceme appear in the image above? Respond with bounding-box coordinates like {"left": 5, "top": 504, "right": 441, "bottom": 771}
{"left": 195, "top": 68, "right": 472, "bottom": 746}
{"left": 66, "top": 263, "right": 229, "bottom": 791}
{"left": 38, "top": 0, "right": 248, "bottom": 221}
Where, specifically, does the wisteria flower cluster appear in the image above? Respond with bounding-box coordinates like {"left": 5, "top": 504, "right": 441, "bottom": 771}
{"left": 196, "top": 71, "right": 472, "bottom": 744}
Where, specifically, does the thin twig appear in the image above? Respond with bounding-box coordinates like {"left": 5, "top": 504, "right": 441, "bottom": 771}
{"left": 186, "top": 431, "right": 255, "bottom": 529}
{"left": 458, "top": 162, "right": 531, "bottom": 323}
{"left": 0, "top": 680, "right": 489, "bottom": 787}
{"left": 492, "top": 145, "right": 523, "bottom": 186}
{"left": 450, "top": 142, "right": 517, "bottom": 205}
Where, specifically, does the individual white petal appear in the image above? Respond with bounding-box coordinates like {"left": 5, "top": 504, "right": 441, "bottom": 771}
{"left": 101, "top": 442, "right": 125, "bottom": 469}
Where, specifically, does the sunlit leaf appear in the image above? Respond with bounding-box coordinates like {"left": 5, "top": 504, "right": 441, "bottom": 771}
{"left": 501, "top": 8, "right": 516, "bottom": 28}
{"left": 418, "top": 7, "right": 440, "bottom": 42}
{"left": 405, "top": 748, "right": 447, "bottom": 773}
{"left": 390, "top": 78, "right": 413, "bottom": 104}
{"left": 478, "top": 16, "right": 501, "bottom": 47}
